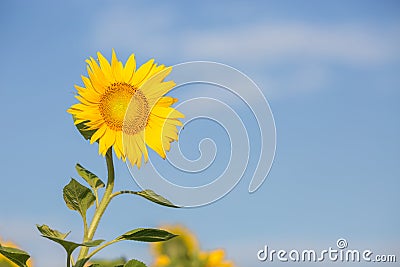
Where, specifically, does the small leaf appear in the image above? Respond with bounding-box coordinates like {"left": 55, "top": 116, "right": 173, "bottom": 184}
{"left": 0, "top": 244, "right": 30, "bottom": 267}
{"left": 76, "top": 163, "right": 105, "bottom": 190}
{"left": 118, "top": 228, "right": 177, "bottom": 243}
{"left": 63, "top": 178, "right": 95, "bottom": 218}
{"left": 134, "top": 190, "right": 180, "bottom": 208}
{"left": 124, "top": 259, "right": 147, "bottom": 267}
{"left": 36, "top": 224, "right": 70, "bottom": 239}
{"left": 37, "top": 224, "right": 104, "bottom": 255}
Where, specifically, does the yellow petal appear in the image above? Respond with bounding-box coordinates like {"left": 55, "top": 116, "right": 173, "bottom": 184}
{"left": 123, "top": 53, "right": 136, "bottom": 81}
{"left": 113, "top": 131, "right": 124, "bottom": 159}
{"left": 90, "top": 124, "right": 107, "bottom": 144}
{"left": 97, "top": 51, "right": 114, "bottom": 82}
{"left": 111, "top": 49, "right": 124, "bottom": 81}
{"left": 155, "top": 96, "right": 178, "bottom": 107}
{"left": 144, "top": 123, "right": 166, "bottom": 158}
{"left": 151, "top": 106, "right": 185, "bottom": 119}
{"left": 98, "top": 128, "right": 116, "bottom": 155}
{"left": 130, "top": 59, "right": 155, "bottom": 86}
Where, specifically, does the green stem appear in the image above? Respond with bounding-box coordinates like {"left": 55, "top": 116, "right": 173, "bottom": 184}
{"left": 77, "top": 147, "right": 115, "bottom": 262}
{"left": 67, "top": 253, "right": 71, "bottom": 267}
{"left": 94, "top": 189, "right": 100, "bottom": 208}
{"left": 85, "top": 239, "right": 120, "bottom": 260}
{"left": 83, "top": 216, "right": 88, "bottom": 242}
{"left": 110, "top": 190, "right": 137, "bottom": 199}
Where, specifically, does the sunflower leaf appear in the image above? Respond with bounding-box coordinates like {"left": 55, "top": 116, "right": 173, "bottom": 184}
{"left": 36, "top": 224, "right": 70, "bottom": 239}
{"left": 124, "top": 259, "right": 147, "bottom": 267}
{"left": 0, "top": 244, "right": 30, "bottom": 267}
{"left": 75, "top": 163, "right": 105, "bottom": 190}
{"left": 40, "top": 235, "right": 104, "bottom": 255}
{"left": 36, "top": 224, "right": 104, "bottom": 258}
{"left": 134, "top": 190, "right": 180, "bottom": 208}
{"left": 63, "top": 178, "right": 95, "bottom": 218}
{"left": 117, "top": 228, "right": 177, "bottom": 243}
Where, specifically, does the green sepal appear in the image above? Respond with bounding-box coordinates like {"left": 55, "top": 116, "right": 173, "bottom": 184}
{"left": 134, "top": 190, "right": 180, "bottom": 208}
{"left": 0, "top": 244, "right": 30, "bottom": 267}
{"left": 75, "top": 163, "right": 105, "bottom": 190}
{"left": 117, "top": 228, "right": 177, "bottom": 243}
{"left": 72, "top": 115, "right": 96, "bottom": 141}
{"left": 63, "top": 178, "right": 95, "bottom": 218}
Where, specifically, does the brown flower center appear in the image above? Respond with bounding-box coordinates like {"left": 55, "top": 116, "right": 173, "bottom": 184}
{"left": 99, "top": 82, "right": 149, "bottom": 134}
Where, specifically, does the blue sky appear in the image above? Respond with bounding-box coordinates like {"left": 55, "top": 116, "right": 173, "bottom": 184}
{"left": 0, "top": 0, "right": 399, "bottom": 266}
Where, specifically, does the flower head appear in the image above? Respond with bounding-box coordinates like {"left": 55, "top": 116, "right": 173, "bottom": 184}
{"left": 68, "top": 50, "right": 184, "bottom": 167}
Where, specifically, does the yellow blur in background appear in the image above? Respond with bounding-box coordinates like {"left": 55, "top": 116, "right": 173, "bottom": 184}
{"left": 0, "top": 237, "right": 33, "bottom": 267}
{"left": 151, "top": 225, "right": 235, "bottom": 267}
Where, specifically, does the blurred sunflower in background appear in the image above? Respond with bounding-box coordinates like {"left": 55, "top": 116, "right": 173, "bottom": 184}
{"left": 68, "top": 50, "right": 184, "bottom": 167}
{"left": 151, "top": 225, "right": 236, "bottom": 267}
{"left": 0, "top": 237, "right": 33, "bottom": 267}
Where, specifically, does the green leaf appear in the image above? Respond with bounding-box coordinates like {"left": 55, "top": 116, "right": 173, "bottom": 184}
{"left": 63, "top": 178, "right": 95, "bottom": 218}
{"left": 72, "top": 115, "right": 96, "bottom": 140}
{"left": 117, "top": 228, "right": 177, "bottom": 243}
{"left": 0, "top": 244, "right": 30, "bottom": 267}
{"left": 75, "top": 163, "right": 105, "bottom": 190}
{"left": 134, "top": 190, "right": 180, "bottom": 208}
{"left": 36, "top": 224, "right": 70, "bottom": 239}
{"left": 37, "top": 224, "right": 104, "bottom": 255}
{"left": 124, "top": 259, "right": 147, "bottom": 267}
{"left": 42, "top": 236, "right": 104, "bottom": 255}
{"left": 88, "top": 257, "right": 127, "bottom": 267}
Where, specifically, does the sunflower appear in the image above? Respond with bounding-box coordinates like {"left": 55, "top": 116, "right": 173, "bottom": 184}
{"left": 68, "top": 50, "right": 184, "bottom": 167}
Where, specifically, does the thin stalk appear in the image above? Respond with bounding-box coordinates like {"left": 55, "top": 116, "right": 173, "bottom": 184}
{"left": 110, "top": 190, "right": 137, "bottom": 199}
{"left": 77, "top": 148, "right": 115, "bottom": 261}
{"left": 67, "top": 254, "right": 71, "bottom": 267}
{"left": 94, "top": 189, "right": 100, "bottom": 208}
{"left": 83, "top": 216, "right": 88, "bottom": 242}
{"left": 85, "top": 239, "right": 120, "bottom": 260}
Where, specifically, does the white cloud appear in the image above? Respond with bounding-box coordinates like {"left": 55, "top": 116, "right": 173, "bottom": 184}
{"left": 91, "top": 5, "right": 400, "bottom": 66}
{"left": 184, "top": 23, "right": 400, "bottom": 67}
{"left": 90, "top": 5, "right": 400, "bottom": 100}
